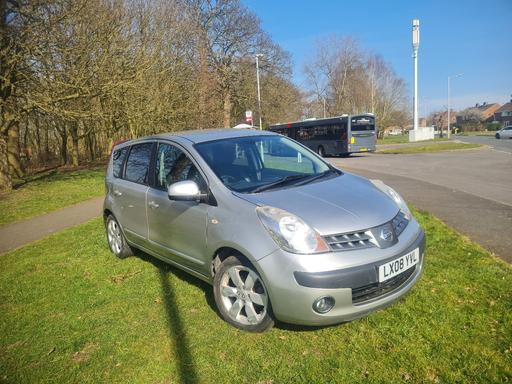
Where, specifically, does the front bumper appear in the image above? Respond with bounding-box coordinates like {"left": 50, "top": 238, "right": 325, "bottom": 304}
{"left": 256, "top": 220, "right": 425, "bottom": 326}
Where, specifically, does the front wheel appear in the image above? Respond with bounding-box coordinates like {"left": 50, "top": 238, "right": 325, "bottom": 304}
{"left": 317, "top": 146, "right": 325, "bottom": 157}
{"left": 213, "top": 256, "right": 274, "bottom": 332}
{"left": 495, "top": 133, "right": 500, "bottom": 139}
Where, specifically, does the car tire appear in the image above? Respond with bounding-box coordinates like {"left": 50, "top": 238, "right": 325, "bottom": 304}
{"left": 495, "top": 133, "right": 500, "bottom": 139}
{"left": 213, "top": 255, "right": 274, "bottom": 332}
{"left": 317, "top": 146, "right": 325, "bottom": 157}
{"left": 105, "top": 214, "right": 134, "bottom": 259}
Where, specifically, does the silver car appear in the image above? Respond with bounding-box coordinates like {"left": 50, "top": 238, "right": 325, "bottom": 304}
{"left": 104, "top": 129, "right": 425, "bottom": 332}
{"left": 495, "top": 126, "right": 512, "bottom": 139}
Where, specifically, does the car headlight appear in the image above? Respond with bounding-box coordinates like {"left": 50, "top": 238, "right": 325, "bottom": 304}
{"left": 370, "top": 179, "right": 411, "bottom": 219}
{"left": 256, "top": 206, "right": 329, "bottom": 254}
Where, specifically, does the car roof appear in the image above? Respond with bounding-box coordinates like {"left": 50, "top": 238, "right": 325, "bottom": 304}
{"left": 120, "top": 128, "right": 277, "bottom": 147}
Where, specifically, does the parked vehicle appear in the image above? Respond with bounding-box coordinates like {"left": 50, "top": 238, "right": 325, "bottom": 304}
{"left": 269, "top": 114, "right": 377, "bottom": 157}
{"left": 104, "top": 129, "right": 425, "bottom": 332}
{"left": 495, "top": 126, "right": 512, "bottom": 139}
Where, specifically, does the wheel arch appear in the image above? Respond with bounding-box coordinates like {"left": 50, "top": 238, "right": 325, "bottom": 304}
{"left": 210, "top": 246, "right": 254, "bottom": 278}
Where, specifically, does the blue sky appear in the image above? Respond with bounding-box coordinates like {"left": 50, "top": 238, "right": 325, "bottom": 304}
{"left": 244, "top": 0, "right": 512, "bottom": 116}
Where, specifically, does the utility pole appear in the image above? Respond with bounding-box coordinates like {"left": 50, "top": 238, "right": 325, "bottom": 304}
{"left": 447, "top": 73, "right": 462, "bottom": 139}
{"left": 412, "top": 19, "right": 420, "bottom": 134}
{"left": 322, "top": 97, "right": 326, "bottom": 118}
{"left": 255, "top": 54, "right": 263, "bottom": 130}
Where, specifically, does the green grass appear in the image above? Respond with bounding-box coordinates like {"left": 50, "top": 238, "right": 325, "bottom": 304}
{"left": 377, "top": 135, "right": 449, "bottom": 145}
{"left": 1, "top": 210, "right": 511, "bottom": 383}
{"left": 456, "top": 131, "right": 495, "bottom": 137}
{"left": 378, "top": 142, "right": 482, "bottom": 154}
{"left": 0, "top": 168, "right": 105, "bottom": 227}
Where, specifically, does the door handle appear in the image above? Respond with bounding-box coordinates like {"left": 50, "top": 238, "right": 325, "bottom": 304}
{"left": 148, "top": 201, "right": 159, "bottom": 209}
{"left": 113, "top": 190, "right": 122, "bottom": 196}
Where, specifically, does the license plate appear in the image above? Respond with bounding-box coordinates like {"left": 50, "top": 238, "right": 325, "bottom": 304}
{"left": 359, "top": 147, "right": 368, "bottom": 152}
{"left": 378, "top": 248, "right": 419, "bottom": 282}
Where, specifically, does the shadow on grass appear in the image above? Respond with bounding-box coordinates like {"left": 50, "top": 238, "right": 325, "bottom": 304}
{"left": 133, "top": 249, "right": 215, "bottom": 383}
{"left": 158, "top": 269, "right": 199, "bottom": 384}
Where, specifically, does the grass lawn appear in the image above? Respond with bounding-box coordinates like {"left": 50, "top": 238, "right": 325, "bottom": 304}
{"left": 0, "top": 210, "right": 511, "bottom": 383}
{"left": 456, "top": 131, "right": 495, "bottom": 137}
{"left": 378, "top": 142, "right": 482, "bottom": 154}
{"left": 0, "top": 168, "right": 105, "bottom": 227}
{"left": 377, "top": 135, "right": 448, "bottom": 145}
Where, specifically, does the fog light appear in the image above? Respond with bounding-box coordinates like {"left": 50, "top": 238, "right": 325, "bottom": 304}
{"left": 312, "top": 296, "right": 335, "bottom": 314}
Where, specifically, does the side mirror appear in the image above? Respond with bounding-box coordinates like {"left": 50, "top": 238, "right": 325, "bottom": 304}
{"left": 168, "top": 180, "right": 206, "bottom": 202}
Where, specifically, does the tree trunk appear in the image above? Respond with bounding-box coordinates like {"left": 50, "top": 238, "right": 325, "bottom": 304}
{"left": 70, "top": 124, "right": 79, "bottom": 167}
{"left": 223, "top": 89, "right": 231, "bottom": 128}
{"left": 0, "top": 129, "right": 11, "bottom": 190}
{"left": 70, "top": 122, "right": 79, "bottom": 167}
{"left": 59, "top": 127, "right": 68, "bottom": 165}
{"left": 44, "top": 122, "right": 50, "bottom": 162}
{"left": 7, "top": 122, "right": 24, "bottom": 178}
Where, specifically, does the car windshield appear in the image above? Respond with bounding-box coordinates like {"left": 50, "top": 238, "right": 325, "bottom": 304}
{"left": 195, "top": 135, "right": 337, "bottom": 193}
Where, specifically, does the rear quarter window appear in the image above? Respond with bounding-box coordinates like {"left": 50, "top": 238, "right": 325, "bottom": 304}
{"left": 112, "top": 147, "right": 128, "bottom": 178}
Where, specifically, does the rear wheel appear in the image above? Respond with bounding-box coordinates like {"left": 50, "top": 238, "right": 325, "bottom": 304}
{"left": 105, "top": 215, "right": 133, "bottom": 259}
{"left": 317, "top": 146, "right": 325, "bottom": 157}
{"left": 213, "top": 255, "right": 274, "bottom": 332}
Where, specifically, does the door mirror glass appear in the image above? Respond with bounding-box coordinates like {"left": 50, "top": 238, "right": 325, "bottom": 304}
{"left": 168, "top": 180, "right": 203, "bottom": 201}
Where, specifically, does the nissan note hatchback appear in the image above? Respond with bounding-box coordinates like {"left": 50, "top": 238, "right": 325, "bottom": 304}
{"left": 104, "top": 129, "right": 425, "bottom": 332}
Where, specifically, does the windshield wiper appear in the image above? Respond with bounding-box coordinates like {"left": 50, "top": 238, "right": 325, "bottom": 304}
{"left": 250, "top": 174, "right": 311, "bottom": 193}
{"left": 294, "top": 169, "right": 339, "bottom": 186}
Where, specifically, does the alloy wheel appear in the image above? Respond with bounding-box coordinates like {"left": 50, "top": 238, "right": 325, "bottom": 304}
{"left": 219, "top": 265, "right": 268, "bottom": 326}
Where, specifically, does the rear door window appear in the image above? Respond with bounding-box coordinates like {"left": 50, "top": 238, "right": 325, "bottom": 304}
{"left": 124, "top": 143, "right": 153, "bottom": 184}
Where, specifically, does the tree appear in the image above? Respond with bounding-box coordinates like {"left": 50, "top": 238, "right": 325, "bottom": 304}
{"left": 457, "top": 109, "right": 485, "bottom": 132}
{"left": 303, "top": 35, "right": 409, "bottom": 133}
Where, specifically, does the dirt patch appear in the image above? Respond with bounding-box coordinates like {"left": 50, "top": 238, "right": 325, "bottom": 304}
{"left": 72, "top": 342, "right": 99, "bottom": 363}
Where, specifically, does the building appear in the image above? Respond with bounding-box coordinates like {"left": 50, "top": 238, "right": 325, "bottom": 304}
{"left": 430, "top": 110, "right": 456, "bottom": 130}
{"left": 493, "top": 102, "right": 512, "bottom": 127}
{"left": 456, "top": 102, "right": 501, "bottom": 126}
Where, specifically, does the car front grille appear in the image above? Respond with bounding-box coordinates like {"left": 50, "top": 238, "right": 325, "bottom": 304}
{"left": 323, "top": 211, "right": 410, "bottom": 252}
{"left": 323, "top": 231, "right": 374, "bottom": 251}
{"left": 351, "top": 266, "right": 416, "bottom": 304}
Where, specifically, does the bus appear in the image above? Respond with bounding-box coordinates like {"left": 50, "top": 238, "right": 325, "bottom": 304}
{"left": 269, "top": 114, "right": 377, "bottom": 157}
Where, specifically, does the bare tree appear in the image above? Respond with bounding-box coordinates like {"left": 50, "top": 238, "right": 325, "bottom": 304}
{"left": 304, "top": 35, "right": 408, "bottom": 133}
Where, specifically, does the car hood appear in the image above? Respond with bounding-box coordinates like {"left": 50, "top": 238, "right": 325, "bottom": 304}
{"left": 234, "top": 172, "right": 399, "bottom": 235}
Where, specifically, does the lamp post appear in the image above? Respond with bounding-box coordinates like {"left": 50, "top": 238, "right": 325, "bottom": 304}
{"left": 447, "top": 73, "right": 462, "bottom": 139}
{"left": 255, "top": 54, "right": 263, "bottom": 130}
{"left": 412, "top": 19, "right": 420, "bottom": 134}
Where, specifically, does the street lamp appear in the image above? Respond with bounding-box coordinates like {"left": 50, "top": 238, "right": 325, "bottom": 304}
{"left": 255, "top": 54, "right": 263, "bottom": 130}
{"left": 447, "top": 73, "right": 462, "bottom": 139}
{"left": 412, "top": 19, "right": 420, "bottom": 133}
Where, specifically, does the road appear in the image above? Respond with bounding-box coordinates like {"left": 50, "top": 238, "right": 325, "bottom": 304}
{"left": 329, "top": 146, "right": 512, "bottom": 263}
{"left": 456, "top": 134, "right": 512, "bottom": 154}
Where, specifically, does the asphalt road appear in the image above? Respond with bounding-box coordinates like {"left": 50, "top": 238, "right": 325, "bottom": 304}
{"left": 329, "top": 146, "right": 512, "bottom": 263}
{"left": 456, "top": 134, "right": 512, "bottom": 154}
